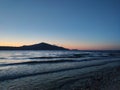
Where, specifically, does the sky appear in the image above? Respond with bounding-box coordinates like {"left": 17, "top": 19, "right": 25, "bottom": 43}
{"left": 0, "top": 0, "right": 120, "bottom": 50}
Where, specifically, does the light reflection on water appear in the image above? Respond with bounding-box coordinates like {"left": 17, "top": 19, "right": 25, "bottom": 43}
{"left": 0, "top": 50, "right": 85, "bottom": 63}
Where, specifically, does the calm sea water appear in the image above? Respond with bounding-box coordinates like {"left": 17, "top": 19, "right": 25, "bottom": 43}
{"left": 0, "top": 50, "right": 120, "bottom": 81}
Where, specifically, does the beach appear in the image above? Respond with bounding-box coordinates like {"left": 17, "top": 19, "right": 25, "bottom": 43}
{"left": 0, "top": 51, "right": 120, "bottom": 90}
{"left": 1, "top": 0, "right": 120, "bottom": 89}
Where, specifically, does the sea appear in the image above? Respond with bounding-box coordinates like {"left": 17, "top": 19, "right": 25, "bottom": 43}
{"left": 0, "top": 50, "right": 120, "bottom": 90}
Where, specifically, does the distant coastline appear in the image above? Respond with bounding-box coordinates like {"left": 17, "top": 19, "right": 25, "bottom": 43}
{"left": 0, "top": 42, "right": 69, "bottom": 50}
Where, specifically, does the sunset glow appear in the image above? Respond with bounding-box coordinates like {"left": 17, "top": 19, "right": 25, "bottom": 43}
{"left": 0, "top": 0, "right": 120, "bottom": 50}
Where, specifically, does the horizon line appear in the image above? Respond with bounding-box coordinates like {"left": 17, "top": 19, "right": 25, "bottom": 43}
{"left": 0, "top": 42, "right": 120, "bottom": 51}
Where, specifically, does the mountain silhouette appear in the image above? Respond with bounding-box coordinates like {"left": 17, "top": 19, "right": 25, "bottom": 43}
{"left": 0, "top": 42, "right": 69, "bottom": 50}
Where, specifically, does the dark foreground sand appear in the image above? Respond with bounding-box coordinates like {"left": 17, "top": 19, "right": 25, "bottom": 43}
{"left": 0, "top": 63, "right": 120, "bottom": 90}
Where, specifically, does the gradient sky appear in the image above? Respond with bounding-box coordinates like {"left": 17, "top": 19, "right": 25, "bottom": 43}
{"left": 0, "top": 0, "right": 120, "bottom": 50}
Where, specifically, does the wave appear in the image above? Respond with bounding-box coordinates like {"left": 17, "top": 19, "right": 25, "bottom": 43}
{"left": 0, "top": 60, "right": 76, "bottom": 66}
{"left": 0, "top": 57, "right": 110, "bottom": 67}
{"left": 0, "top": 57, "right": 6, "bottom": 59}
{"left": 28, "top": 52, "right": 120, "bottom": 59}
{"left": 0, "top": 59, "right": 120, "bottom": 81}
{"left": 0, "top": 52, "right": 119, "bottom": 61}
{"left": 0, "top": 56, "right": 119, "bottom": 67}
{"left": 29, "top": 53, "right": 90, "bottom": 59}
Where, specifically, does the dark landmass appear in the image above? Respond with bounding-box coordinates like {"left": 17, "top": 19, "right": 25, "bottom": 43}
{"left": 0, "top": 42, "right": 69, "bottom": 50}
{"left": 71, "top": 49, "right": 80, "bottom": 51}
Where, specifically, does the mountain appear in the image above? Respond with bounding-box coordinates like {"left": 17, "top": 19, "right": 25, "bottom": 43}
{"left": 0, "top": 42, "right": 69, "bottom": 50}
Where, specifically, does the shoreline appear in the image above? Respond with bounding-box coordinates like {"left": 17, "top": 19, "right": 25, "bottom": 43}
{"left": 0, "top": 63, "right": 120, "bottom": 90}
{"left": 44, "top": 65, "right": 120, "bottom": 90}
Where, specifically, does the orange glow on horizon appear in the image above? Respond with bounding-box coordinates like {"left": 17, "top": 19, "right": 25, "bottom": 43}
{"left": 0, "top": 41, "right": 119, "bottom": 50}
{"left": 63, "top": 43, "right": 120, "bottom": 50}
{"left": 0, "top": 42, "right": 32, "bottom": 47}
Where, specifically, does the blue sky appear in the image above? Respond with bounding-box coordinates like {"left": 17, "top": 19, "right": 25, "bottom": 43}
{"left": 0, "top": 0, "right": 120, "bottom": 50}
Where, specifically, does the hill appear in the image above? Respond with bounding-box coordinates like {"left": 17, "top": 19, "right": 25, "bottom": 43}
{"left": 0, "top": 42, "right": 69, "bottom": 50}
